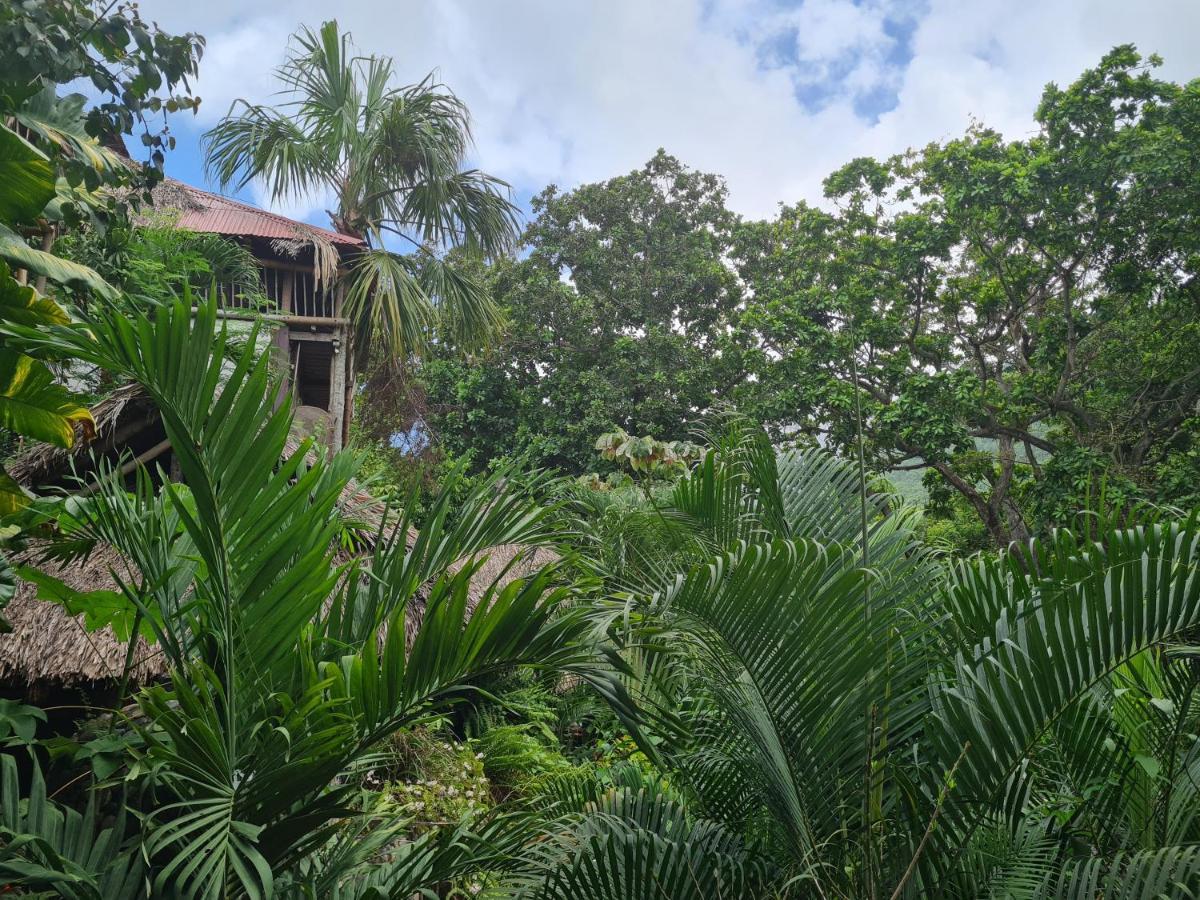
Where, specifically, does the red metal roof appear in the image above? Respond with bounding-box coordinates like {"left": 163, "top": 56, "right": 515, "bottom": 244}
{"left": 169, "top": 180, "right": 364, "bottom": 247}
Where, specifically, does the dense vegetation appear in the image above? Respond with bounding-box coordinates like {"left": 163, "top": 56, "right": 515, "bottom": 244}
{"left": 2, "top": 3, "right": 1200, "bottom": 898}
{"left": 418, "top": 49, "right": 1200, "bottom": 549}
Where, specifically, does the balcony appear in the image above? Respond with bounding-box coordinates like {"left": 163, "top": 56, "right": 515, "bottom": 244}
{"left": 212, "top": 260, "right": 346, "bottom": 325}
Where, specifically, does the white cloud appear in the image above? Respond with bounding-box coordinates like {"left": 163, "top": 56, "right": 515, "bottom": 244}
{"left": 140, "top": 0, "right": 1200, "bottom": 221}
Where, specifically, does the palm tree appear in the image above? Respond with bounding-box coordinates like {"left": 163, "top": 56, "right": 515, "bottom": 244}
{"left": 203, "top": 20, "right": 520, "bottom": 362}
{"left": 519, "top": 420, "right": 1200, "bottom": 898}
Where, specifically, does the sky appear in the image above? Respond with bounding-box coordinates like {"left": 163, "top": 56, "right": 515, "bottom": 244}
{"left": 135, "top": 0, "right": 1200, "bottom": 228}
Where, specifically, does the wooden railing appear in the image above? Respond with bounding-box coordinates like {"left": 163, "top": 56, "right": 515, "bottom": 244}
{"left": 291, "top": 269, "right": 338, "bottom": 319}
{"left": 213, "top": 262, "right": 343, "bottom": 321}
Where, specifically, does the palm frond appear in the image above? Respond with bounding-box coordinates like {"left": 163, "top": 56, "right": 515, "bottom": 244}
{"left": 203, "top": 102, "right": 334, "bottom": 199}
{"left": 0, "top": 755, "right": 142, "bottom": 899}
{"left": 1042, "top": 845, "right": 1200, "bottom": 899}
{"left": 928, "top": 516, "right": 1200, "bottom": 855}
{"left": 505, "top": 769, "right": 773, "bottom": 899}
{"left": 344, "top": 247, "right": 435, "bottom": 359}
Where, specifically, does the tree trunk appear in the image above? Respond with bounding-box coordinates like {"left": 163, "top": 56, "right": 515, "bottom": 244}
{"left": 933, "top": 460, "right": 1015, "bottom": 548}
{"left": 33, "top": 226, "right": 55, "bottom": 295}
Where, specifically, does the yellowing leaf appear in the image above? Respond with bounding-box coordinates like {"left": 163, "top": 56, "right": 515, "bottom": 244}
{"left": 0, "top": 261, "right": 71, "bottom": 327}
{"left": 0, "top": 470, "right": 29, "bottom": 517}
{"left": 0, "top": 349, "right": 94, "bottom": 447}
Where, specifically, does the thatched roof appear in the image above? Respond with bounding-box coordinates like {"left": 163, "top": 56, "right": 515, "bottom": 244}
{"left": 7, "top": 382, "right": 153, "bottom": 487}
{"left": 1, "top": 385, "right": 559, "bottom": 690}
{"left": 7, "top": 384, "right": 390, "bottom": 536}
{"left": 452, "top": 544, "right": 560, "bottom": 591}
{"left": 1, "top": 543, "right": 166, "bottom": 693}
{"left": 1, "top": 542, "right": 558, "bottom": 692}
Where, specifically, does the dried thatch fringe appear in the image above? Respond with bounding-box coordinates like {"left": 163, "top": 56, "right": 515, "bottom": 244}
{"left": 1, "top": 542, "right": 557, "bottom": 690}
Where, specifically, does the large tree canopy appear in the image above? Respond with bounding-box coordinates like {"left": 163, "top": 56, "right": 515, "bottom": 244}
{"left": 415, "top": 151, "right": 751, "bottom": 474}
{"left": 735, "top": 46, "right": 1200, "bottom": 546}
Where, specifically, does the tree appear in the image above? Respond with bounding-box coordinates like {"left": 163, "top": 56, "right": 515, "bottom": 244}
{"left": 204, "top": 20, "right": 520, "bottom": 362}
{"left": 736, "top": 47, "right": 1200, "bottom": 546}
{"left": 419, "top": 152, "right": 751, "bottom": 475}
{"left": 0, "top": 0, "right": 203, "bottom": 184}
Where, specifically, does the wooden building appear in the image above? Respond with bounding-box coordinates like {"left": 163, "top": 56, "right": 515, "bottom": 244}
{"left": 148, "top": 178, "right": 365, "bottom": 451}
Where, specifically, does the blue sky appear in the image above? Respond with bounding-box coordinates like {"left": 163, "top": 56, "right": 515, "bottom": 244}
{"left": 136, "top": 0, "right": 1200, "bottom": 230}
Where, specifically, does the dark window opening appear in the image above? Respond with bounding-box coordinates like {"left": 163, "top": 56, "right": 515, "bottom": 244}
{"left": 290, "top": 339, "right": 333, "bottom": 410}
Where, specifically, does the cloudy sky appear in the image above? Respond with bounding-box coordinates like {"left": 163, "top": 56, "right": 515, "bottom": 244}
{"left": 138, "top": 0, "right": 1200, "bottom": 226}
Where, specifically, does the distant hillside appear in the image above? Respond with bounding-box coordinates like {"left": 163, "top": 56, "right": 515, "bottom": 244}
{"left": 883, "top": 436, "right": 1052, "bottom": 506}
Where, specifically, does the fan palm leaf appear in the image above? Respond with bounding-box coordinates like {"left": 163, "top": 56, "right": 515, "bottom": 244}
{"left": 204, "top": 20, "right": 519, "bottom": 360}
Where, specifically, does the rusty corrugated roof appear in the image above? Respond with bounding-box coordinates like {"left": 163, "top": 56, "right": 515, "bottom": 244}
{"left": 167, "top": 180, "right": 363, "bottom": 247}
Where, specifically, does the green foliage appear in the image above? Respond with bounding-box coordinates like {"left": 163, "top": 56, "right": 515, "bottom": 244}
{"left": 0, "top": 0, "right": 201, "bottom": 577}
{"left": 734, "top": 47, "right": 1200, "bottom": 546}
{"left": 417, "top": 152, "right": 751, "bottom": 475}
{"left": 6, "top": 21, "right": 1200, "bottom": 900}
{"left": 56, "top": 220, "right": 269, "bottom": 309}
{"left": 0, "top": 0, "right": 203, "bottom": 180}
{"left": 0, "top": 699, "right": 46, "bottom": 744}
{"left": 0, "top": 755, "right": 143, "bottom": 898}
{"left": 370, "top": 727, "right": 493, "bottom": 827}
{"left": 0, "top": 293, "right": 636, "bottom": 896}
{"left": 508, "top": 767, "right": 775, "bottom": 900}
{"left": 539, "top": 417, "right": 1200, "bottom": 896}
{"left": 0, "top": 125, "right": 100, "bottom": 516}
{"left": 0, "top": 122, "right": 56, "bottom": 222}
{"left": 0, "top": 347, "right": 93, "bottom": 447}
{"left": 594, "top": 428, "right": 700, "bottom": 477}
{"left": 473, "top": 724, "right": 574, "bottom": 796}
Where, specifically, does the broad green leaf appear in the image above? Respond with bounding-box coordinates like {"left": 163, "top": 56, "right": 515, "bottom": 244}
{"left": 0, "top": 124, "right": 55, "bottom": 224}
{"left": 13, "top": 88, "right": 124, "bottom": 176}
{"left": 0, "top": 222, "right": 116, "bottom": 299}
{"left": 14, "top": 565, "right": 149, "bottom": 642}
{"left": 0, "top": 698, "right": 47, "bottom": 743}
{"left": 1149, "top": 697, "right": 1176, "bottom": 715}
{"left": 0, "top": 349, "right": 94, "bottom": 447}
{"left": 0, "top": 469, "right": 30, "bottom": 517}
{"left": 0, "top": 261, "right": 71, "bottom": 327}
{"left": 1134, "top": 754, "right": 1162, "bottom": 780}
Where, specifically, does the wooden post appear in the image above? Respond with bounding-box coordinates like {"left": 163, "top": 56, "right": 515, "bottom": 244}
{"left": 271, "top": 270, "right": 295, "bottom": 410}
{"left": 34, "top": 227, "right": 54, "bottom": 295}
{"left": 328, "top": 327, "right": 346, "bottom": 454}
{"left": 271, "top": 327, "right": 290, "bottom": 411}
{"left": 342, "top": 340, "right": 355, "bottom": 448}
{"left": 335, "top": 273, "right": 354, "bottom": 446}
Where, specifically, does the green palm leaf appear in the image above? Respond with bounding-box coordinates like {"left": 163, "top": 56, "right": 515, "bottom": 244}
{"left": 928, "top": 518, "right": 1200, "bottom": 856}
{"left": 507, "top": 769, "right": 772, "bottom": 899}
{"left": 0, "top": 755, "right": 142, "bottom": 899}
